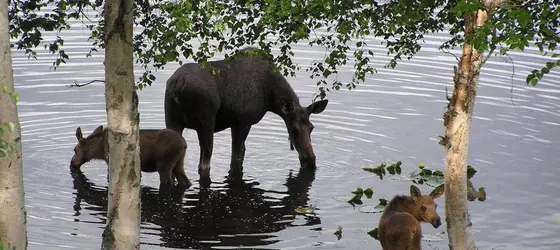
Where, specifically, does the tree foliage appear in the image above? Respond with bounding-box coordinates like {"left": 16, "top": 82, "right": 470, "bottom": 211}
{"left": 9, "top": 0, "right": 559, "bottom": 97}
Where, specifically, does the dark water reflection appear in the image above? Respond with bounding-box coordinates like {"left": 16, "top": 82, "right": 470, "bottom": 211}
{"left": 70, "top": 166, "right": 318, "bottom": 249}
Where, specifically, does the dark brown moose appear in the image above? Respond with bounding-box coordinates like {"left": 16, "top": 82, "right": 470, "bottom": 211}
{"left": 378, "top": 184, "right": 445, "bottom": 250}
{"left": 70, "top": 125, "right": 191, "bottom": 188}
{"left": 164, "top": 47, "right": 328, "bottom": 179}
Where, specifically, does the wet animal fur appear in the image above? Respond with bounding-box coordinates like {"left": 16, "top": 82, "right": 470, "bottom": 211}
{"left": 378, "top": 185, "right": 444, "bottom": 250}
{"left": 70, "top": 126, "right": 191, "bottom": 188}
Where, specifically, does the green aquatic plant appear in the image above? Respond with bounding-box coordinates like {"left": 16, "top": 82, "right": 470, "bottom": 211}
{"left": 295, "top": 204, "right": 317, "bottom": 215}
{"left": 345, "top": 161, "right": 488, "bottom": 240}
{"left": 334, "top": 225, "right": 343, "bottom": 241}
{"left": 362, "top": 161, "right": 402, "bottom": 179}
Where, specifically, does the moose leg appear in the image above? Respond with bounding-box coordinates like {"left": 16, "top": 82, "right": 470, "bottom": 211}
{"left": 197, "top": 127, "right": 214, "bottom": 180}
{"left": 158, "top": 162, "right": 174, "bottom": 193}
{"left": 230, "top": 125, "right": 251, "bottom": 167}
{"left": 229, "top": 125, "right": 251, "bottom": 180}
{"left": 173, "top": 151, "right": 191, "bottom": 187}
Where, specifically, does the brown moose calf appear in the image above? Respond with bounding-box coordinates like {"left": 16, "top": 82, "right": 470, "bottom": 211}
{"left": 378, "top": 184, "right": 444, "bottom": 250}
{"left": 70, "top": 126, "right": 191, "bottom": 188}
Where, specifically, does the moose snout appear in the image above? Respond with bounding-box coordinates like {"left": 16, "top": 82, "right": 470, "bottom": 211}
{"left": 431, "top": 218, "right": 442, "bottom": 228}
{"left": 70, "top": 156, "right": 81, "bottom": 169}
{"left": 299, "top": 154, "right": 316, "bottom": 169}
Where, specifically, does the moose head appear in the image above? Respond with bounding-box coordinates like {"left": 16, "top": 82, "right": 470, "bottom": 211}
{"left": 70, "top": 126, "right": 106, "bottom": 169}
{"left": 409, "top": 184, "right": 445, "bottom": 228}
{"left": 281, "top": 98, "right": 328, "bottom": 169}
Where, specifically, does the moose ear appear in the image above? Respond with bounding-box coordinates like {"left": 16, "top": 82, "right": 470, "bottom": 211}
{"left": 410, "top": 185, "right": 422, "bottom": 203}
{"left": 307, "top": 99, "right": 328, "bottom": 114}
{"left": 93, "top": 125, "right": 104, "bottom": 134}
{"left": 430, "top": 184, "right": 445, "bottom": 199}
{"left": 76, "top": 127, "right": 84, "bottom": 141}
{"left": 281, "top": 97, "right": 296, "bottom": 114}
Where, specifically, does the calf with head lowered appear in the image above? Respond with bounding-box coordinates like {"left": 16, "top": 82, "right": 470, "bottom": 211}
{"left": 378, "top": 184, "right": 445, "bottom": 250}
{"left": 70, "top": 125, "right": 191, "bottom": 189}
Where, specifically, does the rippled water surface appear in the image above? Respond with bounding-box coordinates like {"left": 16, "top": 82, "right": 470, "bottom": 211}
{"left": 12, "top": 23, "right": 560, "bottom": 250}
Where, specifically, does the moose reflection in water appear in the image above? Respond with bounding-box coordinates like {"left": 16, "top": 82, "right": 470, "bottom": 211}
{"left": 378, "top": 184, "right": 445, "bottom": 250}
{"left": 70, "top": 165, "right": 319, "bottom": 248}
{"left": 69, "top": 126, "right": 191, "bottom": 190}
{"left": 165, "top": 47, "right": 328, "bottom": 181}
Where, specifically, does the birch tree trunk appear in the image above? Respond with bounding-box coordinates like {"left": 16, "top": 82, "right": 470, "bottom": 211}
{"left": 0, "top": 0, "right": 27, "bottom": 248}
{"left": 101, "top": 0, "right": 141, "bottom": 249}
{"left": 444, "top": 1, "right": 502, "bottom": 249}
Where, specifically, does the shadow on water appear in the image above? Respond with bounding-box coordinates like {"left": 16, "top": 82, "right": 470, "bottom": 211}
{"left": 70, "top": 166, "right": 320, "bottom": 249}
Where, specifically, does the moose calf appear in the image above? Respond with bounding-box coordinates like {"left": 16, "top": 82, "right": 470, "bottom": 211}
{"left": 70, "top": 126, "right": 191, "bottom": 188}
{"left": 378, "top": 184, "right": 445, "bottom": 250}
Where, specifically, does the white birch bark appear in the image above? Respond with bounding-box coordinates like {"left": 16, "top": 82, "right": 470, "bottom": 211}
{"left": 0, "top": 0, "right": 27, "bottom": 248}
{"left": 444, "top": 1, "right": 502, "bottom": 249}
{"left": 101, "top": 0, "right": 141, "bottom": 249}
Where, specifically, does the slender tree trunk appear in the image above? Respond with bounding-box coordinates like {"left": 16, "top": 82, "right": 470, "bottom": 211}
{"left": 0, "top": 0, "right": 27, "bottom": 248}
{"left": 101, "top": 0, "right": 141, "bottom": 249}
{"left": 444, "top": 1, "right": 501, "bottom": 249}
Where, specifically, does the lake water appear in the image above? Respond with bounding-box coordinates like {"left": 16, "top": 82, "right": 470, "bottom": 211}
{"left": 10, "top": 21, "right": 560, "bottom": 250}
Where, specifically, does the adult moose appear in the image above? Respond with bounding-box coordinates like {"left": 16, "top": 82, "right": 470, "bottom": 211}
{"left": 70, "top": 126, "right": 191, "bottom": 189}
{"left": 165, "top": 47, "right": 328, "bottom": 180}
{"left": 378, "top": 184, "right": 444, "bottom": 250}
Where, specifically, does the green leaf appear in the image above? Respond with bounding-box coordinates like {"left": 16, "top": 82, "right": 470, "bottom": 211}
{"left": 516, "top": 9, "right": 531, "bottom": 27}
{"left": 478, "top": 187, "right": 487, "bottom": 201}
{"left": 295, "top": 205, "right": 316, "bottom": 214}
{"left": 6, "top": 122, "right": 14, "bottom": 133}
{"left": 495, "top": 22, "right": 504, "bottom": 31}
{"left": 364, "top": 188, "right": 374, "bottom": 199}
{"left": 467, "top": 165, "right": 478, "bottom": 179}
{"left": 367, "top": 228, "right": 379, "bottom": 240}
{"left": 530, "top": 78, "right": 538, "bottom": 86}
{"left": 10, "top": 92, "right": 19, "bottom": 103}
{"left": 334, "top": 225, "right": 342, "bottom": 240}
{"left": 0, "top": 150, "right": 6, "bottom": 158}
{"left": 0, "top": 140, "right": 7, "bottom": 149}
{"left": 351, "top": 187, "right": 364, "bottom": 195}
{"left": 378, "top": 198, "right": 388, "bottom": 206}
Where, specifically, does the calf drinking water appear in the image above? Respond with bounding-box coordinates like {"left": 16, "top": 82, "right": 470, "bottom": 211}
{"left": 165, "top": 47, "right": 328, "bottom": 179}
{"left": 70, "top": 126, "right": 191, "bottom": 188}
{"left": 378, "top": 184, "right": 445, "bottom": 250}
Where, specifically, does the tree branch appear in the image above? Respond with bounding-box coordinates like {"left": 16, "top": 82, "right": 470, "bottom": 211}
{"left": 68, "top": 79, "right": 105, "bottom": 88}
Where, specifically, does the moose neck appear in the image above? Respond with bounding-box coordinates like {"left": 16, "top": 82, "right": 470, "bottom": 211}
{"left": 386, "top": 195, "right": 419, "bottom": 216}
{"left": 268, "top": 72, "right": 301, "bottom": 119}
{"left": 85, "top": 130, "right": 108, "bottom": 162}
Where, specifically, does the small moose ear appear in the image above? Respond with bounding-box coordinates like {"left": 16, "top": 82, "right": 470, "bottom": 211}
{"left": 93, "top": 125, "right": 104, "bottom": 134}
{"left": 307, "top": 99, "right": 328, "bottom": 114}
{"left": 76, "top": 127, "right": 84, "bottom": 141}
{"left": 430, "top": 184, "right": 445, "bottom": 199}
{"left": 410, "top": 185, "right": 422, "bottom": 203}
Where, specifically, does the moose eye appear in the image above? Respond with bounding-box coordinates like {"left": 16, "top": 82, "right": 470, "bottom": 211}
{"left": 421, "top": 205, "right": 427, "bottom": 212}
